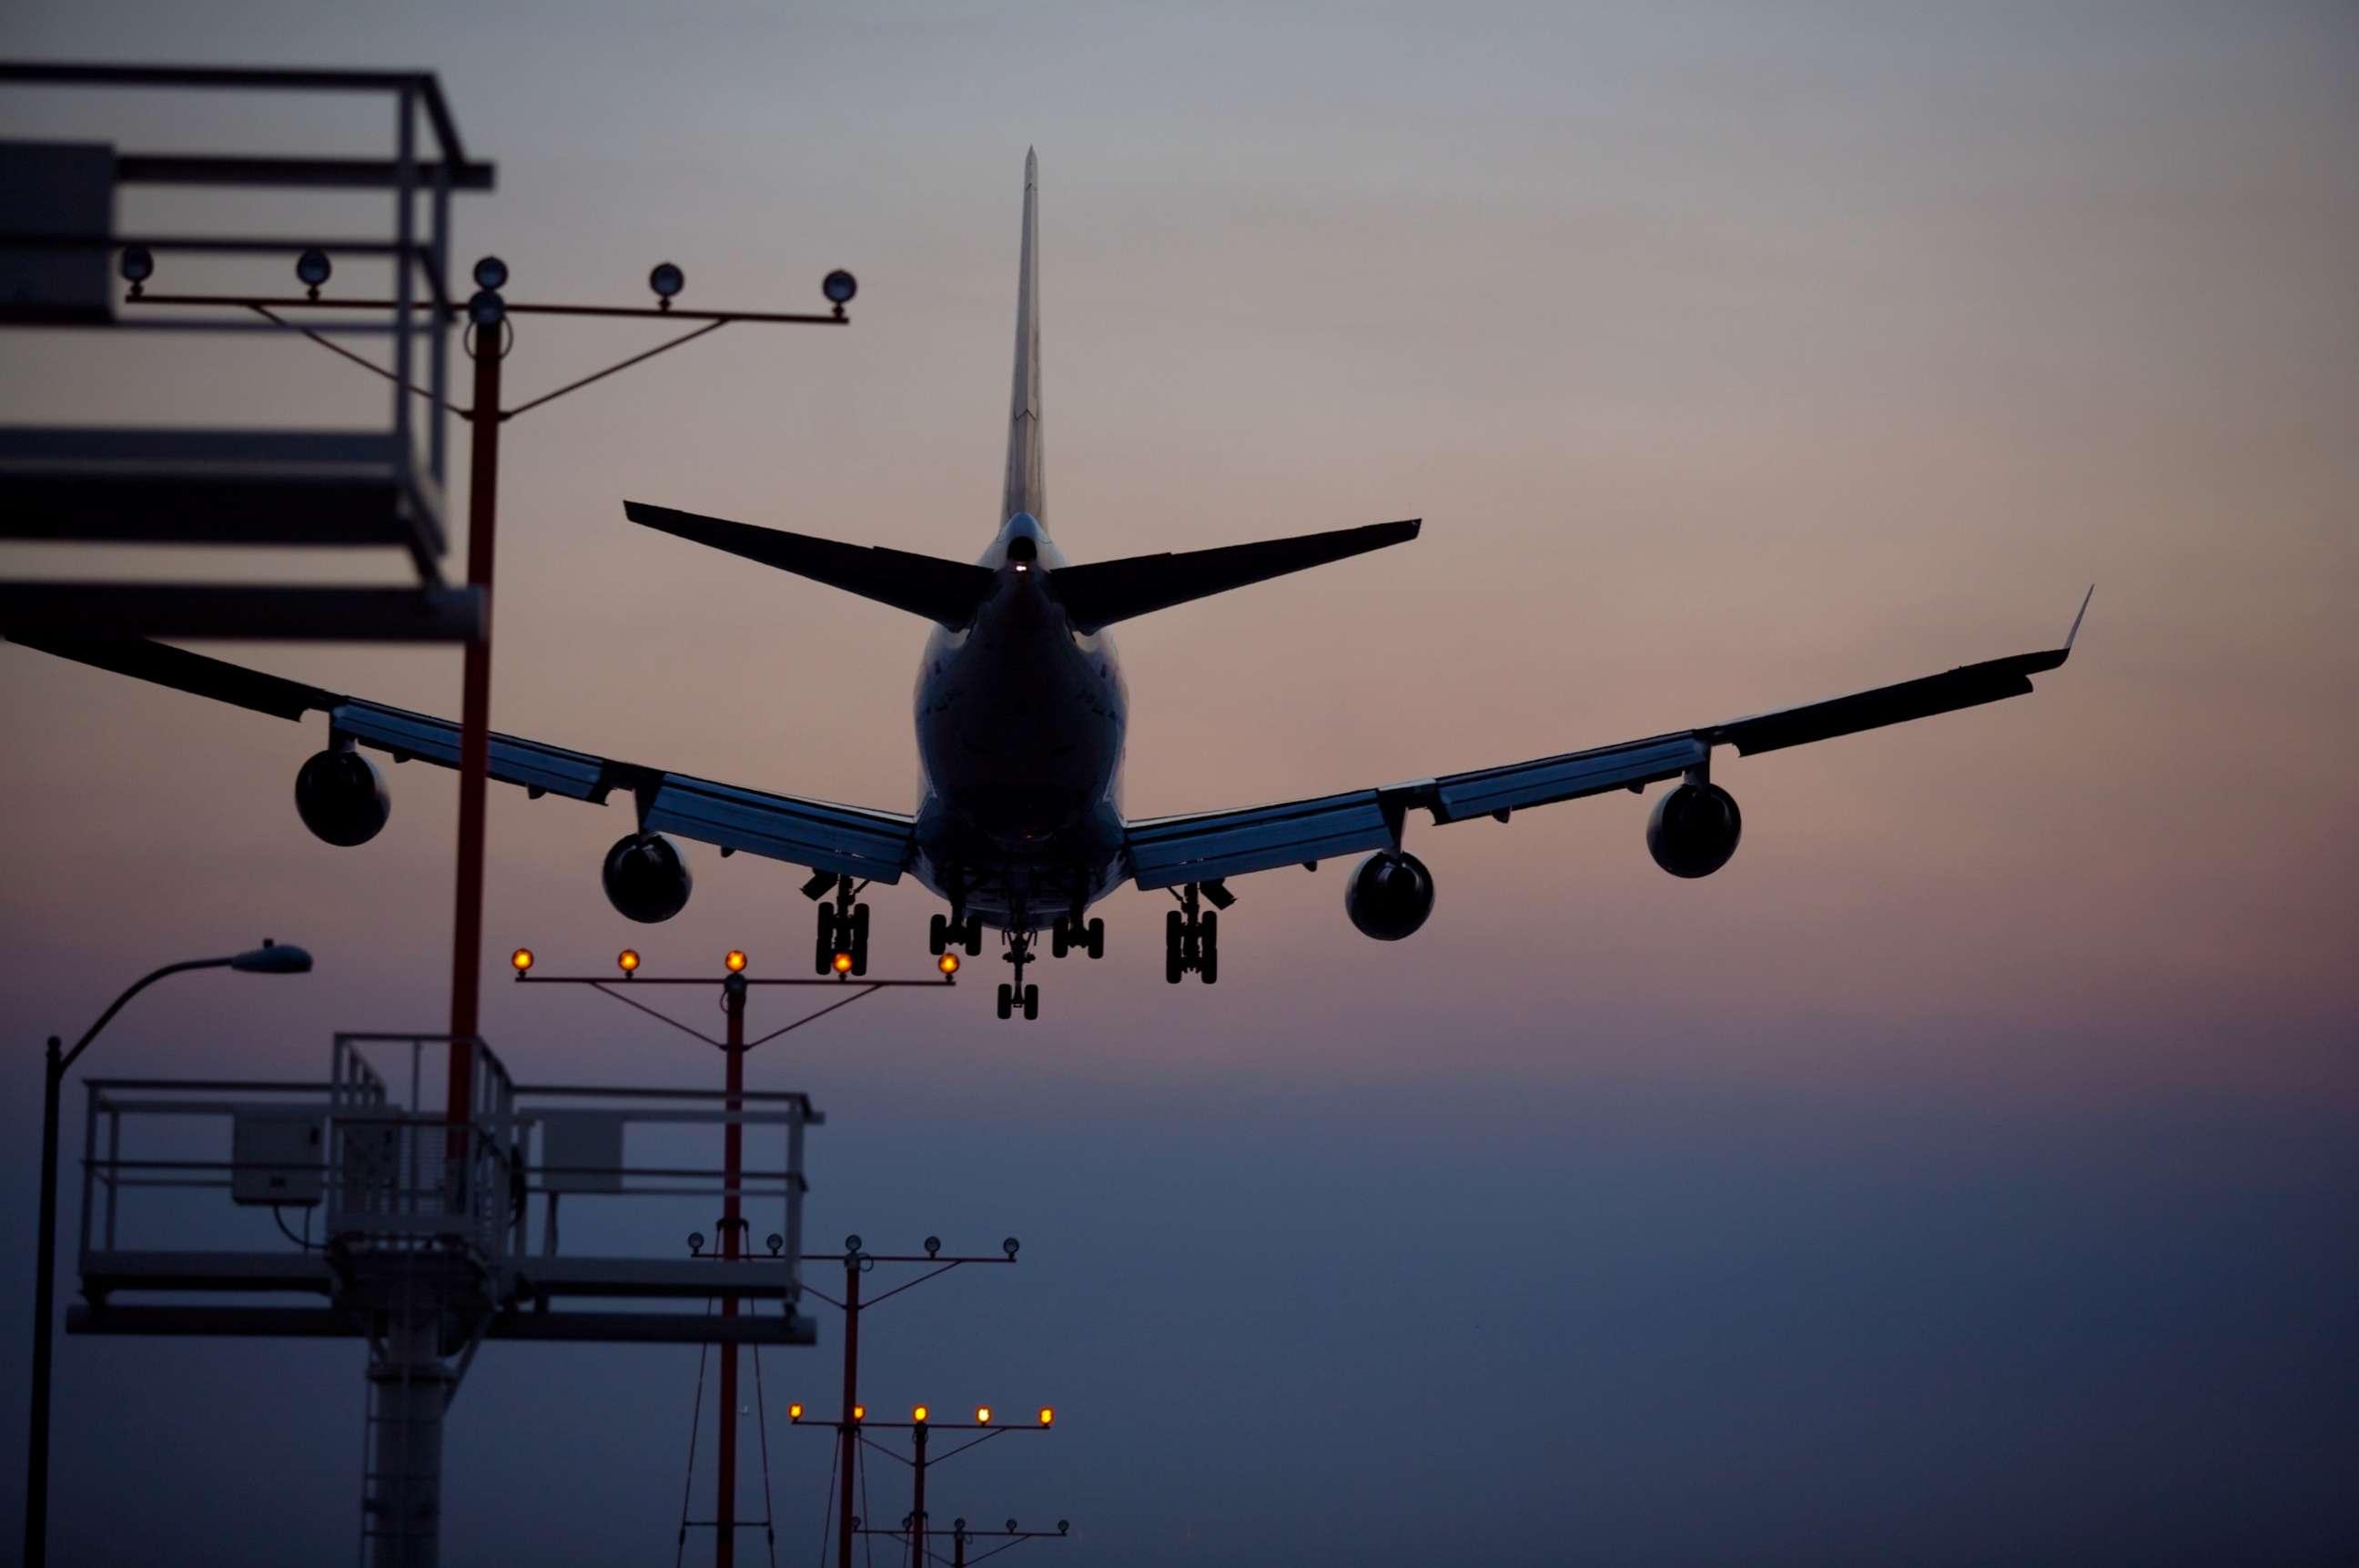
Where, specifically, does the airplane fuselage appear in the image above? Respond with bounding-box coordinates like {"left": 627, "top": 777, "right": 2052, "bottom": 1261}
{"left": 911, "top": 511, "right": 1129, "bottom": 926}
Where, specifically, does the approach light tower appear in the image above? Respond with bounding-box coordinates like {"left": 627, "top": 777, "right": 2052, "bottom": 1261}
{"left": 511, "top": 952, "right": 957, "bottom": 1567}
{"left": 110, "top": 210, "right": 859, "bottom": 1142}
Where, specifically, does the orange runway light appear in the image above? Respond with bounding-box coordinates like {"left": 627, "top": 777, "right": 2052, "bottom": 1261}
{"left": 510, "top": 947, "right": 533, "bottom": 974}
{"left": 938, "top": 953, "right": 959, "bottom": 975}
{"left": 616, "top": 948, "right": 640, "bottom": 975}
{"left": 833, "top": 951, "right": 855, "bottom": 974}
{"left": 850, "top": 1404, "right": 865, "bottom": 1422}
{"left": 788, "top": 1403, "right": 804, "bottom": 1422}
{"left": 724, "top": 949, "right": 747, "bottom": 973}
{"left": 1038, "top": 1407, "right": 1054, "bottom": 1428}
{"left": 975, "top": 1406, "right": 991, "bottom": 1425}
{"left": 912, "top": 1404, "right": 929, "bottom": 1423}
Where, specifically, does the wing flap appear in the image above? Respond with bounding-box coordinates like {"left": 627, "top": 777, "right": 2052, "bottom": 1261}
{"left": 1125, "top": 789, "right": 1397, "bottom": 889}
{"left": 332, "top": 700, "right": 614, "bottom": 802}
{"left": 644, "top": 775, "right": 911, "bottom": 881}
{"left": 1433, "top": 733, "right": 1706, "bottom": 822}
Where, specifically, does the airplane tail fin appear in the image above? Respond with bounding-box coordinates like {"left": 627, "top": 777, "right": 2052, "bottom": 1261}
{"left": 1050, "top": 519, "right": 1422, "bottom": 634}
{"left": 1003, "top": 148, "right": 1045, "bottom": 529}
{"left": 624, "top": 502, "right": 997, "bottom": 629}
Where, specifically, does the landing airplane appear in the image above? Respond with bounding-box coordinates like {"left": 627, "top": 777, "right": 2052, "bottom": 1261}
{"left": 12, "top": 152, "right": 2088, "bottom": 1020}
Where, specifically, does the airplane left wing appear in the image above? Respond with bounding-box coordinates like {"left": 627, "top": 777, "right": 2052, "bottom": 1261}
{"left": 1124, "top": 591, "right": 2091, "bottom": 889}
{"left": 7, "top": 634, "right": 915, "bottom": 882}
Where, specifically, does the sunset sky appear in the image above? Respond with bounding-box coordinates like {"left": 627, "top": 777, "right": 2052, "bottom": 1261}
{"left": 2, "top": 3, "right": 2354, "bottom": 1563}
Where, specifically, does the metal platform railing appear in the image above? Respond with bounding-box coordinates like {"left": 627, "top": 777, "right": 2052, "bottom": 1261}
{"left": 0, "top": 62, "right": 491, "bottom": 640}
{"left": 70, "top": 1033, "right": 823, "bottom": 1345}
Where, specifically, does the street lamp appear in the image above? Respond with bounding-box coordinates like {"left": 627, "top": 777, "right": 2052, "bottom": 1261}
{"left": 23, "top": 939, "right": 313, "bottom": 1568}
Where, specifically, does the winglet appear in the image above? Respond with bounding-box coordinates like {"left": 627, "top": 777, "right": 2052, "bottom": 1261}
{"left": 2063, "top": 583, "right": 2094, "bottom": 655}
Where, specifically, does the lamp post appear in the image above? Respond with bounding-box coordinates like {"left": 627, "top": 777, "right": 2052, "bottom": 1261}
{"left": 23, "top": 939, "right": 313, "bottom": 1568}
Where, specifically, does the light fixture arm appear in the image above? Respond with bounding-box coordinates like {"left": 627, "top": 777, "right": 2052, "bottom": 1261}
{"left": 60, "top": 956, "right": 232, "bottom": 1072}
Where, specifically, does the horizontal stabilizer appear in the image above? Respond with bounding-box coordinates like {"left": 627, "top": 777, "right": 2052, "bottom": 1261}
{"left": 625, "top": 502, "right": 997, "bottom": 629}
{"left": 1051, "top": 519, "right": 1421, "bottom": 634}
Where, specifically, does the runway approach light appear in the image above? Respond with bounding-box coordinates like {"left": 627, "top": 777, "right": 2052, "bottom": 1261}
{"left": 913, "top": 1405, "right": 929, "bottom": 1423}
{"left": 1038, "top": 1407, "right": 1054, "bottom": 1428}
{"left": 616, "top": 948, "right": 640, "bottom": 975}
{"left": 938, "top": 953, "right": 960, "bottom": 976}
{"left": 118, "top": 245, "right": 154, "bottom": 284}
{"left": 511, "top": 947, "right": 534, "bottom": 974}
{"left": 975, "top": 1406, "right": 991, "bottom": 1425}
{"left": 649, "top": 261, "right": 684, "bottom": 307}
{"left": 851, "top": 1405, "right": 865, "bottom": 1422}
{"left": 788, "top": 1403, "right": 804, "bottom": 1422}
{"left": 823, "top": 268, "right": 858, "bottom": 306}
{"left": 467, "top": 288, "right": 504, "bottom": 328}
{"left": 832, "top": 951, "right": 855, "bottom": 974}
{"left": 725, "top": 949, "right": 748, "bottom": 974}
{"left": 296, "top": 248, "right": 331, "bottom": 297}
{"left": 472, "top": 255, "right": 509, "bottom": 290}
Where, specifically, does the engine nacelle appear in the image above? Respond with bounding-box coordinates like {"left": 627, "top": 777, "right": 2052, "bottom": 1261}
{"left": 1345, "top": 849, "right": 1435, "bottom": 940}
{"left": 1646, "top": 781, "right": 1742, "bottom": 878}
{"left": 602, "top": 833, "right": 693, "bottom": 924}
{"left": 294, "top": 748, "right": 389, "bottom": 846}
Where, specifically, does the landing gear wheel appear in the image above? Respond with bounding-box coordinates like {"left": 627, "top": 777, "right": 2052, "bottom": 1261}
{"left": 1050, "top": 917, "right": 1070, "bottom": 959}
{"left": 1084, "top": 916, "right": 1105, "bottom": 960}
{"left": 996, "top": 983, "right": 1014, "bottom": 1020}
{"left": 1164, "top": 910, "right": 1185, "bottom": 984}
{"left": 964, "top": 916, "right": 984, "bottom": 956}
{"left": 813, "top": 906, "right": 837, "bottom": 976}
{"left": 1198, "top": 908, "right": 1219, "bottom": 985}
{"left": 850, "top": 904, "right": 872, "bottom": 976}
{"left": 1021, "top": 984, "right": 1039, "bottom": 1021}
{"left": 928, "top": 913, "right": 948, "bottom": 956}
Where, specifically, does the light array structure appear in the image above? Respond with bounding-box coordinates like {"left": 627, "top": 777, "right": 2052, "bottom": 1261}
{"left": 511, "top": 950, "right": 955, "bottom": 1567}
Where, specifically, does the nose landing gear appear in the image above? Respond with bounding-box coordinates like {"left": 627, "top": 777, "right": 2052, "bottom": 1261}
{"left": 996, "top": 929, "right": 1040, "bottom": 1021}
{"left": 1163, "top": 880, "right": 1230, "bottom": 984}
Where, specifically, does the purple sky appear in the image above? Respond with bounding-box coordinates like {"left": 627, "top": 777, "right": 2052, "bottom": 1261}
{"left": 1, "top": 3, "right": 2354, "bottom": 1562}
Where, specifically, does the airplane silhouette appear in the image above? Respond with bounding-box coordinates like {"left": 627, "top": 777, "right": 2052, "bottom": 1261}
{"left": 12, "top": 151, "right": 2089, "bottom": 1020}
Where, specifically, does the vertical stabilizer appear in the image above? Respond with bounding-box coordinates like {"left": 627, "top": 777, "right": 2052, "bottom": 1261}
{"left": 1002, "top": 148, "right": 1045, "bottom": 528}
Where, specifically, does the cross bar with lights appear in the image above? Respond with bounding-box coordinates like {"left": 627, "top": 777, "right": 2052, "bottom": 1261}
{"left": 511, "top": 956, "right": 958, "bottom": 1568}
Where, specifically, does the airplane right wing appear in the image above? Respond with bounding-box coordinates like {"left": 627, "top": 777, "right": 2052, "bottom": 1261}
{"left": 7, "top": 634, "right": 916, "bottom": 882}
{"left": 1125, "top": 590, "right": 2092, "bottom": 889}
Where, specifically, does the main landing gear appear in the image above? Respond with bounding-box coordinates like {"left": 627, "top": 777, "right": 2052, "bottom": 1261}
{"left": 927, "top": 909, "right": 986, "bottom": 958}
{"left": 1049, "top": 911, "right": 1105, "bottom": 960}
{"left": 997, "top": 930, "right": 1039, "bottom": 1022}
{"left": 1164, "top": 880, "right": 1232, "bottom": 985}
{"left": 807, "top": 874, "right": 870, "bottom": 976}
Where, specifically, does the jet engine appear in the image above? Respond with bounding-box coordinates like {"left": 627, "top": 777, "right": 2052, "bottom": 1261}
{"left": 294, "top": 748, "right": 390, "bottom": 846}
{"left": 1345, "top": 849, "right": 1435, "bottom": 940}
{"left": 602, "top": 833, "right": 693, "bottom": 924}
{"left": 1646, "top": 781, "right": 1742, "bottom": 878}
